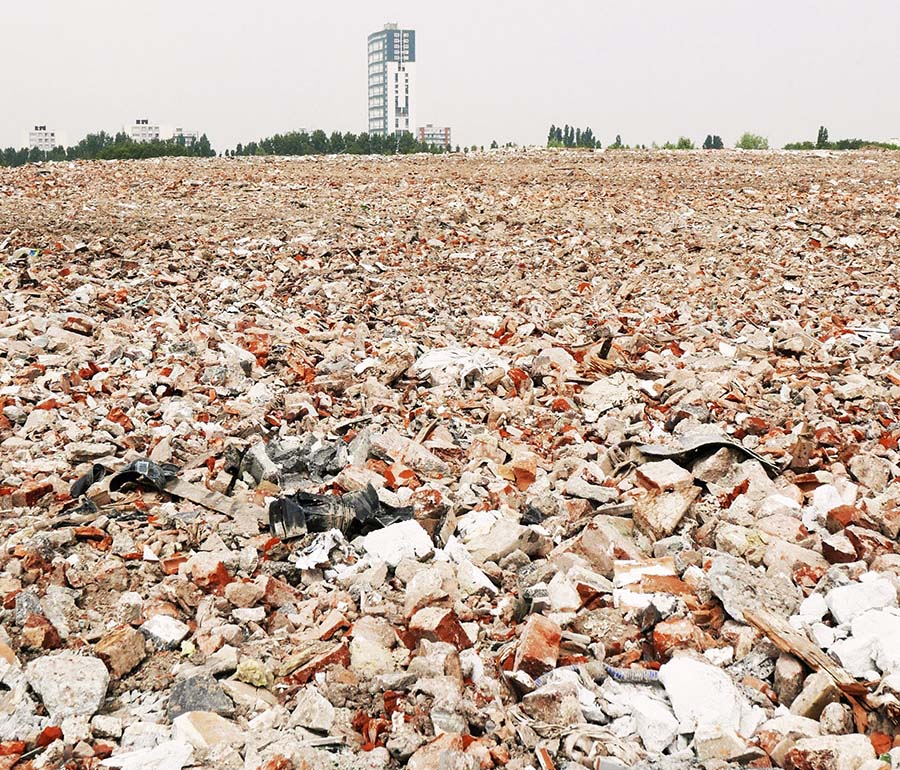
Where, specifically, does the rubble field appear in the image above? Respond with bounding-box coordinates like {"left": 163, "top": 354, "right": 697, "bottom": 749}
{"left": 1, "top": 149, "right": 900, "bottom": 770}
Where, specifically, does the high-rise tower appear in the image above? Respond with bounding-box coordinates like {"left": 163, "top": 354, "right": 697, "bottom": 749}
{"left": 367, "top": 23, "right": 416, "bottom": 137}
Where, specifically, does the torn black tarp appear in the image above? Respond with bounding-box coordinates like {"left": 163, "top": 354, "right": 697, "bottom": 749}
{"left": 268, "top": 483, "right": 413, "bottom": 540}
{"left": 108, "top": 459, "right": 180, "bottom": 493}
{"left": 630, "top": 433, "right": 780, "bottom": 475}
{"left": 69, "top": 463, "right": 109, "bottom": 498}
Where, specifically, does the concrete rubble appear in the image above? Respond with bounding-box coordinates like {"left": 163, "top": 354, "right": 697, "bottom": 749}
{"left": 1, "top": 150, "right": 900, "bottom": 769}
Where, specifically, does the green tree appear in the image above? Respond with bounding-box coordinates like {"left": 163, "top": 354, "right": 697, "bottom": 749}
{"left": 712, "top": 135, "right": 724, "bottom": 149}
{"left": 675, "top": 136, "right": 695, "bottom": 150}
{"left": 329, "top": 131, "right": 345, "bottom": 153}
{"left": 196, "top": 134, "right": 213, "bottom": 157}
{"left": 397, "top": 132, "right": 422, "bottom": 154}
{"left": 736, "top": 132, "right": 769, "bottom": 150}
{"left": 310, "top": 129, "right": 328, "bottom": 154}
{"left": 703, "top": 135, "right": 713, "bottom": 150}
{"left": 816, "top": 126, "right": 829, "bottom": 149}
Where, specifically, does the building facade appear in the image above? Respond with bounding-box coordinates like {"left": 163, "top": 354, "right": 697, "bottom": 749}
{"left": 28, "top": 126, "right": 57, "bottom": 151}
{"left": 418, "top": 124, "right": 451, "bottom": 149}
{"left": 130, "top": 119, "right": 160, "bottom": 143}
{"left": 368, "top": 23, "right": 416, "bottom": 137}
{"left": 173, "top": 127, "right": 199, "bottom": 146}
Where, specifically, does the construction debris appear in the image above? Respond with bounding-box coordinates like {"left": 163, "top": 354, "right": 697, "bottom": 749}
{"left": 2, "top": 149, "right": 900, "bottom": 769}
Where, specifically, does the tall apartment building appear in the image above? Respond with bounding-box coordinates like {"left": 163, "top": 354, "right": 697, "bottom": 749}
{"left": 130, "top": 119, "right": 160, "bottom": 143}
{"left": 367, "top": 23, "right": 416, "bottom": 137}
{"left": 28, "top": 126, "right": 57, "bottom": 151}
{"left": 418, "top": 125, "right": 451, "bottom": 149}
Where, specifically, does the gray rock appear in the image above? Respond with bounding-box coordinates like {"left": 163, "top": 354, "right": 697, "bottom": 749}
{"left": 0, "top": 669, "right": 46, "bottom": 742}
{"left": 41, "top": 585, "right": 78, "bottom": 640}
{"left": 707, "top": 553, "right": 801, "bottom": 622}
{"left": 790, "top": 671, "right": 840, "bottom": 719}
{"left": 167, "top": 675, "right": 234, "bottom": 720}
{"left": 564, "top": 473, "right": 619, "bottom": 504}
{"left": 825, "top": 576, "right": 897, "bottom": 624}
{"left": 141, "top": 614, "right": 190, "bottom": 650}
{"left": 774, "top": 654, "right": 804, "bottom": 707}
{"left": 91, "top": 714, "right": 124, "bottom": 739}
{"left": 25, "top": 652, "right": 109, "bottom": 720}
{"left": 848, "top": 454, "right": 891, "bottom": 493}
{"left": 820, "top": 702, "right": 854, "bottom": 735}
{"left": 521, "top": 682, "right": 584, "bottom": 726}
{"left": 242, "top": 442, "right": 281, "bottom": 485}
{"left": 786, "top": 734, "right": 874, "bottom": 770}
{"left": 14, "top": 590, "right": 43, "bottom": 625}
{"left": 65, "top": 442, "right": 117, "bottom": 463}
{"left": 290, "top": 686, "right": 335, "bottom": 733}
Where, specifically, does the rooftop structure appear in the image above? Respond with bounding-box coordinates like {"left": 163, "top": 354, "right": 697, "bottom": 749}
{"left": 28, "top": 125, "right": 57, "bottom": 152}
{"left": 418, "top": 124, "right": 451, "bottom": 149}
{"left": 129, "top": 119, "right": 160, "bottom": 143}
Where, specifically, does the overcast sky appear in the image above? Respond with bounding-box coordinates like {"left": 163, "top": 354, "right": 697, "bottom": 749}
{"left": 3, "top": 0, "right": 898, "bottom": 151}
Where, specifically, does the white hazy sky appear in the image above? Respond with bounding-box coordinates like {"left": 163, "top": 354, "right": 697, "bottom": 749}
{"left": 3, "top": 0, "right": 899, "bottom": 152}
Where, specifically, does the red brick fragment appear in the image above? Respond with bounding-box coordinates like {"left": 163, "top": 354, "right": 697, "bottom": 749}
{"left": 36, "top": 726, "right": 63, "bottom": 747}
{"left": 285, "top": 642, "right": 350, "bottom": 685}
{"left": 513, "top": 614, "right": 561, "bottom": 678}
{"left": 317, "top": 609, "right": 350, "bottom": 641}
{"left": 258, "top": 756, "right": 293, "bottom": 770}
{"left": 871, "top": 733, "right": 891, "bottom": 755}
{"left": 95, "top": 625, "right": 147, "bottom": 677}
{"left": 825, "top": 505, "right": 866, "bottom": 533}
{"left": 21, "top": 615, "right": 61, "bottom": 650}
{"left": 845, "top": 525, "right": 898, "bottom": 564}
{"left": 0, "top": 742, "right": 25, "bottom": 756}
{"left": 188, "top": 553, "right": 232, "bottom": 592}
{"left": 261, "top": 575, "right": 300, "bottom": 607}
{"left": 11, "top": 481, "right": 53, "bottom": 508}
{"left": 652, "top": 617, "right": 708, "bottom": 659}
{"left": 407, "top": 607, "right": 472, "bottom": 651}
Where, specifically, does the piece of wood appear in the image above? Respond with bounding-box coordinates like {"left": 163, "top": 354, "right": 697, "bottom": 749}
{"left": 745, "top": 607, "right": 873, "bottom": 726}
{"left": 163, "top": 478, "right": 266, "bottom": 523}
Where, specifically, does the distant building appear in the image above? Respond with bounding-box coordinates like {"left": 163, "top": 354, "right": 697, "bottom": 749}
{"left": 130, "top": 119, "right": 160, "bottom": 143}
{"left": 173, "top": 127, "right": 199, "bottom": 146}
{"left": 418, "top": 125, "right": 451, "bottom": 149}
{"left": 368, "top": 23, "right": 416, "bottom": 137}
{"left": 28, "top": 126, "right": 57, "bottom": 151}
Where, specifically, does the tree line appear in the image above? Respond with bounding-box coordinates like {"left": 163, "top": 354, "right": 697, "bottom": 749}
{"left": 0, "top": 131, "right": 214, "bottom": 168}
{"left": 784, "top": 125, "right": 900, "bottom": 151}
{"left": 550, "top": 129, "right": 768, "bottom": 150}
{"left": 547, "top": 125, "right": 899, "bottom": 151}
{"left": 230, "top": 129, "right": 447, "bottom": 157}
{"left": 4, "top": 123, "right": 898, "bottom": 168}
{"left": 547, "top": 125, "right": 599, "bottom": 148}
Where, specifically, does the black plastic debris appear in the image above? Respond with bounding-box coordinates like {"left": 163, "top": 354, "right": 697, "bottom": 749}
{"left": 268, "top": 483, "right": 413, "bottom": 540}
{"left": 521, "top": 503, "right": 546, "bottom": 527}
{"left": 70, "top": 463, "right": 109, "bottom": 498}
{"left": 630, "top": 433, "right": 780, "bottom": 475}
{"left": 108, "top": 459, "right": 180, "bottom": 493}
{"left": 223, "top": 444, "right": 248, "bottom": 495}
{"left": 265, "top": 435, "right": 349, "bottom": 481}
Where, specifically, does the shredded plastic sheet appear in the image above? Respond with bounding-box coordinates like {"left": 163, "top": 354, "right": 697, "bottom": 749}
{"left": 413, "top": 346, "right": 509, "bottom": 387}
